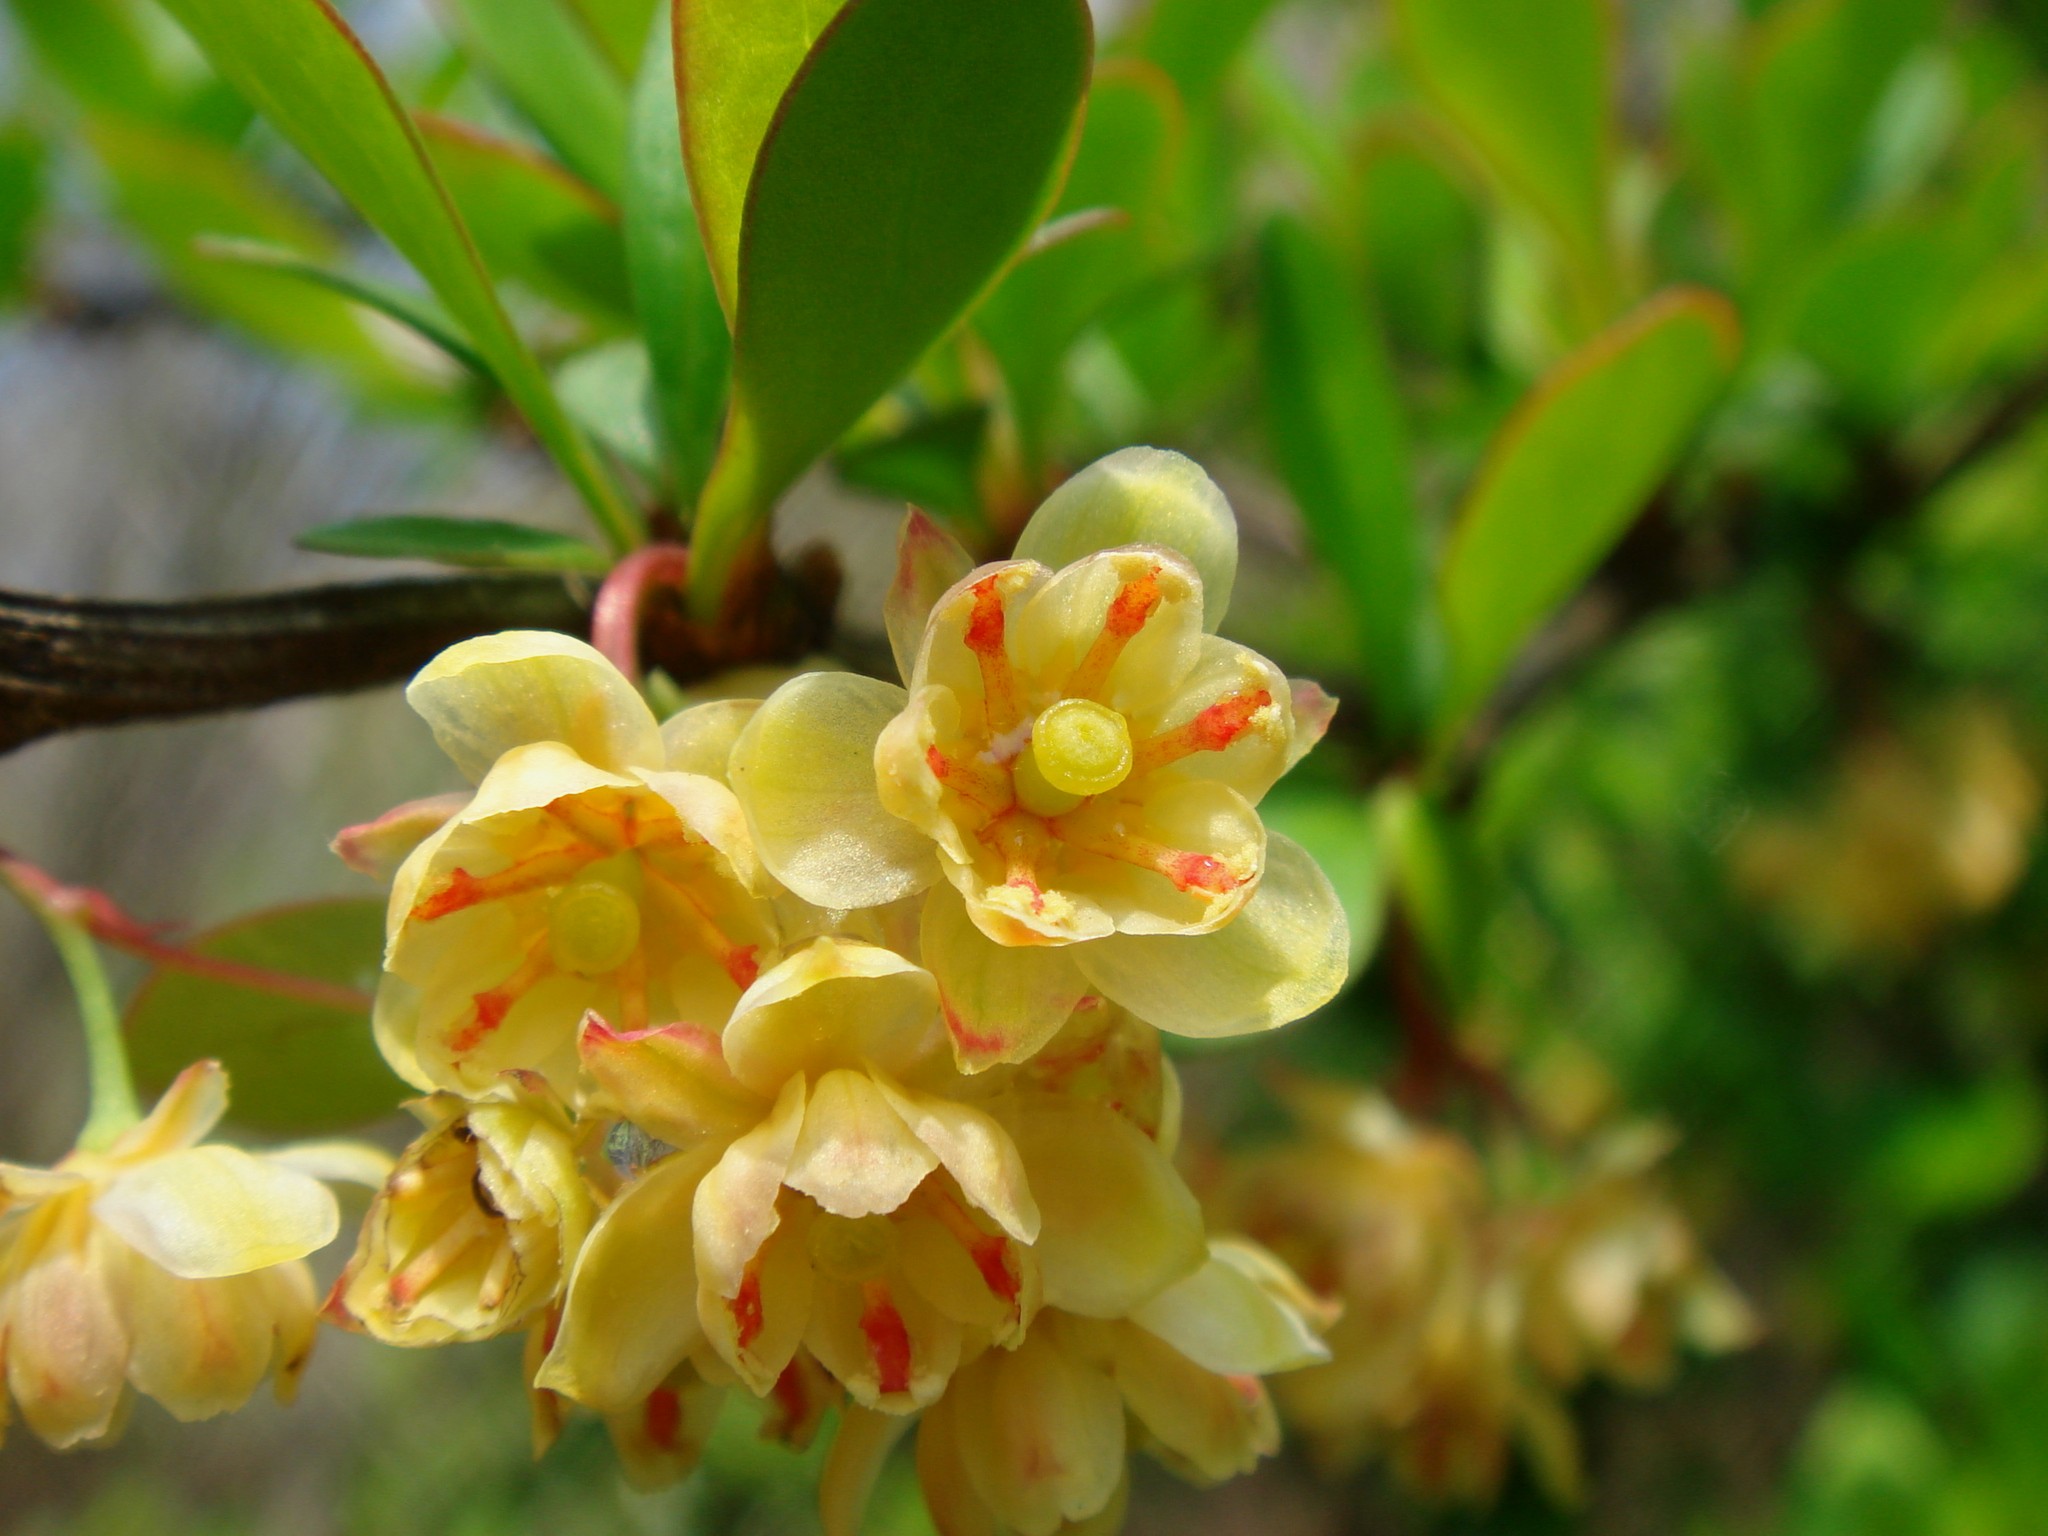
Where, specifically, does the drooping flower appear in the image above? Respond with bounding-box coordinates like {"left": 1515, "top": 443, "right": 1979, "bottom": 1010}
{"left": 821, "top": 1237, "right": 1331, "bottom": 1536}
{"left": 0, "top": 1061, "right": 385, "bottom": 1448}
{"left": 333, "top": 1072, "right": 592, "bottom": 1346}
{"left": 727, "top": 450, "right": 1351, "bottom": 1071}
{"left": 373, "top": 631, "right": 779, "bottom": 1095}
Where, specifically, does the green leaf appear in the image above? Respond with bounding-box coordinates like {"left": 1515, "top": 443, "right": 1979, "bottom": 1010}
{"left": 418, "top": 113, "right": 633, "bottom": 324}
{"left": 561, "top": 0, "right": 661, "bottom": 78}
{"left": 1391, "top": 0, "right": 1616, "bottom": 313}
{"left": 976, "top": 59, "right": 1181, "bottom": 470}
{"left": 193, "top": 235, "right": 489, "bottom": 377}
{"left": 1257, "top": 212, "right": 1430, "bottom": 739}
{"left": 1868, "top": 1077, "right": 2047, "bottom": 1223}
{"left": 687, "top": 0, "right": 1092, "bottom": 614}
{"left": 6, "top": 0, "right": 176, "bottom": 118}
{"left": 1435, "top": 288, "right": 1740, "bottom": 746}
{"left": 676, "top": 0, "right": 852, "bottom": 319}
{"left": 152, "top": 0, "right": 640, "bottom": 549}
{"left": 626, "top": 7, "right": 730, "bottom": 503}
{"left": 125, "top": 901, "right": 409, "bottom": 1137}
{"left": 834, "top": 404, "right": 989, "bottom": 521}
{"left": 556, "top": 340, "right": 663, "bottom": 480}
{"left": 0, "top": 122, "right": 47, "bottom": 304}
{"left": 297, "top": 515, "right": 610, "bottom": 572}
{"left": 85, "top": 117, "right": 412, "bottom": 388}
{"left": 439, "top": 0, "right": 631, "bottom": 199}
{"left": 1261, "top": 785, "right": 1386, "bottom": 976}
{"left": 1136, "top": 0, "right": 1281, "bottom": 104}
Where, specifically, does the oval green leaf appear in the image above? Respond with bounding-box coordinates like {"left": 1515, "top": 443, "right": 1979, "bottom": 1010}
{"left": 1435, "top": 287, "right": 1740, "bottom": 747}
{"left": 126, "top": 901, "right": 408, "bottom": 1136}
{"left": 687, "top": 0, "right": 1092, "bottom": 613}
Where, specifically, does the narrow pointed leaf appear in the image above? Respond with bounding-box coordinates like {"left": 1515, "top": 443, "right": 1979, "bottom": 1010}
{"left": 297, "top": 516, "right": 610, "bottom": 573}
{"left": 562, "top": 0, "right": 662, "bottom": 78}
{"left": 1435, "top": 288, "right": 1740, "bottom": 745}
{"left": 688, "top": 0, "right": 1092, "bottom": 614}
{"left": 1257, "top": 212, "right": 1429, "bottom": 738}
{"left": 628, "top": 6, "right": 729, "bottom": 500}
{"left": 675, "top": 0, "right": 852, "bottom": 320}
{"left": 418, "top": 114, "right": 632, "bottom": 324}
{"left": 439, "top": 0, "right": 631, "bottom": 200}
{"left": 152, "top": 0, "right": 639, "bottom": 549}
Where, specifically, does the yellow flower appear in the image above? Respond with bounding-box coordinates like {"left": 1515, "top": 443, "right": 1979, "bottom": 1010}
{"left": 0, "top": 1061, "right": 384, "bottom": 1448}
{"left": 334, "top": 1072, "right": 591, "bottom": 1346}
{"left": 374, "top": 631, "right": 780, "bottom": 1096}
{"left": 541, "top": 937, "right": 1042, "bottom": 1416}
{"left": 728, "top": 450, "right": 1350, "bottom": 1070}
{"left": 821, "top": 1238, "right": 1330, "bottom": 1536}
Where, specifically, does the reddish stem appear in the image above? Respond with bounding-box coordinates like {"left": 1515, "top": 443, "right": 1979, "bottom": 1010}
{"left": 1387, "top": 909, "right": 1526, "bottom": 1126}
{"left": 591, "top": 544, "right": 691, "bottom": 682}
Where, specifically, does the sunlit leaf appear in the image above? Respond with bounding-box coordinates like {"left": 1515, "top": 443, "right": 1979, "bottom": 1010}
{"left": 562, "top": 0, "right": 661, "bottom": 79}
{"left": 153, "top": 0, "right": 639, "bottom": 548}
{"left": 1869, "top": 1078, "right": 2047, "bottom": 1223}
{"left": 126, "top": 902, "right": 408, "bottom": 1137}
{"left": 297, "top": 516, "right": 609, "bottom": 573}
{"left": 419, "top": 114, "right": 632, "bottom": 325}
{"left": 439, "top": 0, "right": 631, "bottom": 200}
{"left": 1435, "top": 288, "right": 1740, "bottom": 746}
{"left": 675, "top": 0, "right": 852, "bottom": 320}
{"left": 1258, "top": 212, "right": 1430, "bottom": 739}
{"left": 627, "top": 6, "right": 729, "bottom": 502}
{"left": 1392, "top": 0, "right": 1616, "bottom": 310}
{"left": 687, "top": 0, "right": 1091, "bottom": 614}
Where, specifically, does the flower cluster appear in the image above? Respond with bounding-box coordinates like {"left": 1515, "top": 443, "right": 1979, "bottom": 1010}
{"left": 0, "top": 1062, "right": 385, "bottom": 1449}
{"left": 1217, "top": 1084, "right": 1756, "bottom": 1506}
{"left": 331, "top": 448, "right": 1349, "bottom": 1528}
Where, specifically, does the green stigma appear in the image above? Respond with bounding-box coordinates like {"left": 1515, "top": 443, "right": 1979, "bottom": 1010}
{"left": 1020, "top": 698, "right": 1133, "bottom": 816}
{"left": 548, "top": 876, "right": 642, "bottom": 977}
{"left": 809, "top": 1212, "right": 898, "bottom": 1283}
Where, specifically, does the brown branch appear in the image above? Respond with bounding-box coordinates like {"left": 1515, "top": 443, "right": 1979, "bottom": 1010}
{"left": 0, "top": 575, "right": 589, "bottom": 753}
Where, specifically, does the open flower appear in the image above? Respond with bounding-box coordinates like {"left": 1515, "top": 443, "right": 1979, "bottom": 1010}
{"left": 541, "top": 938, "right": 1041, "bottom": 1415}
{"left": 728, "top": 450, "right": 1350, "bottom": 1070}
{"left": 374, "top": 631, "right": 779, "bottom": 1096}
{"left": 334, "top": 1073, "right": 592, "bottom": 1346}
{"left": 822, "top": 1237, "right": 1330, "bottom": 1536}
{"left": 0, "top": 1061, "right": 383, "bottom": 1448}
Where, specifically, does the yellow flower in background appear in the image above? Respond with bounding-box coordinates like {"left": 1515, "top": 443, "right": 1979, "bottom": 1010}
{"left": 0, "top": 1061, "right": 385, "bottom": 1449}
{"left": 334, "top": 1073, "right": 591, "bottom": 1346}
{"left": 821, "top": 1237, "right": 1330, "bottom": 1536}
{"left": 374, "top": 631, "right": 780, "bottom": 1096}
{"left": 728, "top": 449, "right": 1350, "bottom": 1070}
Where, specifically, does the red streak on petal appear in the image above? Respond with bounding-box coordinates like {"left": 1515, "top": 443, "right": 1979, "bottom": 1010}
{"left": 732, "top": 1267, "right": 764, "bottom": 1352}
{"left": 942, "top": 997, "right": 1009, "bottom": 1062}
{"left": 644, "top": 1387, "right": 682, "bottom": 1451}
{"left": 926, "top": 745, "right": 951, "bottom": 779}
{"left": 859, "top": 1283, "right": 913, "bottom": 1397}
{"left": 969, "top": 1235, "right": 1020, "bottom": 1307}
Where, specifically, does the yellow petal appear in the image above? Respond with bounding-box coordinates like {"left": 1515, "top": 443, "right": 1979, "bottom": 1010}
{"left": 869, "top": 1075, "right": 1038, "bottom": 1243}
{"left": 885, "top": 508, "right": 976, "bottom": 685}
{"left": 694, "top": 1076, "right": 807, "bottom": 1298}
{"left": 106, "top": 1060, "right": 229, "bottom": 1163}
{"left": 0, "top": 1162, "right": 86, "bottom": 1214}
{"left": 1014, "top": 446, "right": 1238, "bottom": 632}
{"left": 632, "top": 767, "right": 765, "bottom": 893}
{"left": 952, "top": 1325, "right": 1126, "bottom": 1534}
{"left": 578, "top": 1015, "right": 762, "bottom": 1146}
{"left": 1005, "top": 1100, "right": 1204, "bottom": 1318}
{"left": 113, "top": 1250, "right": 307, "bottom": 1421}
{"left": 784, "top": 1069, "right": 938, "bottom": 1219}
{"left": 1009, "top": 546, "right": 1205, "bottom": 716}
{"left": 915, "top": 1394, "right": 1001, "bottom": 1536}
{"left": 93, "top": 1146, "right": 339, "bottom": 1279}
{"left": 921, "top": 884, "right": 1091, "bottom": 1072}
{"left": 330, "top": 792, "right": 471, "bottom": 882}
{"left": 407, "top": 630, "right": 662, "bottom": 781}
{"left": 695, "top": 1205, "right": 815, "bottom": 1393}
{"left": 729, "top": 672, "right": 940, "bottom": 908}
{"left": 1128, "top": 1238, "right": 1331, "bottom": 1375}
{"left": 1055, "top": 775, "right": 1264, "bottom": 938}
{"left": 806, "top": 1272, "right": 961, "bottom": 1411}
{"left": 895, "top": 1202, "right": 1040, "bottom": 1344}
{"left": 720, "top": 938, "right": 942, "bottom": 1097}
{"left": 1075, "top": 832, "right": 1349, "bottom": 1036}
{"left": 660, "top": 698, "right": 761, "bottom": 780}
{"left": 605, "top": 1373, "right": 725, "bottom": 1492}
{"left": 538, "top": 1145, "right": 719, "bottom": 1412}
{"left": 1107, "top": 1320, "right": 1276, "bottom": 1485}
{"left": 821, "top": 1404, "right": 914, "bottom": 1536}
{"left": 3, "top": 1210, "right": 130, "bottom": 1448}
{"left": 263, "top": 1141, "right": 394, "bottom": 1188}
{"left": 1127, "top": 636, "right": 1293, "bottom": 804}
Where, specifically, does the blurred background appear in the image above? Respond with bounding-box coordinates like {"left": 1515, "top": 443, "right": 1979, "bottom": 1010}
{"left": 9, "top": 0, "right": 2048, "bottom": 1532}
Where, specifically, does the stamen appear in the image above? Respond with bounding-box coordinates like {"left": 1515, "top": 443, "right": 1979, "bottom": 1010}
{"left": 1130, "top": 689, "right": 1273, "bottom": 778}
{"left": 923, "top": 1186, "right": 1021, "bottom": 1309}
{"left": 858, "top": 1280, "right": 913, "bottom": 1397}
{"left": 450, "top": 941, "right": 556, "bottom": 1055}
{"left": 475, "top": 1237, "right": 522, "bottom": 1312}
{"left": 979, "top": 813, "right": 1048, "bottom": 913}
{"left": 388, "top": 1205, "right": 489, "bottom": 1306}
{"left": 964, "top": 575, "right": 1022, "bottom": 737}
{"left": 924, "top": 745, "right": 1013, "bottom": 820}
{"left": 614, "top": 943, "right": 650, "bottom": 1034}
{"left": 731, "top": 1265, "right": 765, "bottom": 1352}
{"left": 643, "top": 859, "right": 760, "bottom": 989}
{"left": 1067, "top": 567, "right": 1162, "bottom": 699}
{"left": 644, "top": 1386, "right": 682, "bottom": 1451}
{"left": 1050, "top": 820, "right": 1242, "bottom": 895}
{"left": 412, "top": 842, "right": 608, "bottom": 921}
